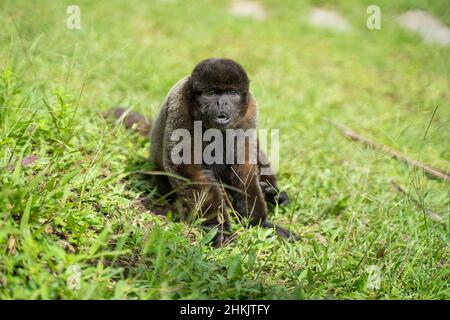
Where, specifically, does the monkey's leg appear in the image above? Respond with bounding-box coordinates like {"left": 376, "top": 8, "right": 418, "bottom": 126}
{"left": 168, "top": 165, "right": 232, "bottom": 247}
{"left": 229, "top": 163, "right": 299, "bottom": 242}
{"left": 229, "top": 163, "right": 268, "bottom": 226}
{"left": 258, "top": 150, "right": 290, "bottom": 206}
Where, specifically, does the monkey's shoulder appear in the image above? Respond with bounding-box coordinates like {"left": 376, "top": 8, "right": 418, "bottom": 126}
{"left": 163, "top": 76, "right": 189, "bottom": 113}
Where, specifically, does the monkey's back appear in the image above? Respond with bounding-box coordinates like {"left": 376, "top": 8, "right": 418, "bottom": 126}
{"left": 150, "top": 77, "right": 189, "bottom": 171}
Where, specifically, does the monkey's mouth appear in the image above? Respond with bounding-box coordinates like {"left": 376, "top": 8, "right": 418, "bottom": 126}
{"left": 214, "top": 113, "right": 231, "bottom": 125}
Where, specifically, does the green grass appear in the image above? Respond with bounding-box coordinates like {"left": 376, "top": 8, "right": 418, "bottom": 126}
{"left": 0, "top": 0, "right": 448, "bottom": 299}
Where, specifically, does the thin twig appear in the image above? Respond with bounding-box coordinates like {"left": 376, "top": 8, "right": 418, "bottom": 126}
{"left": 329, "top": 120, "right": 450, "bottom": 182}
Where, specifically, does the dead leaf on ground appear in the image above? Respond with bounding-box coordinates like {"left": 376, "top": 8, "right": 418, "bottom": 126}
{"left": 21, "top": 155, "right": 39, "bottom": 166}
{"left": 7, "top": 236, "right": 16, "bottom": 255}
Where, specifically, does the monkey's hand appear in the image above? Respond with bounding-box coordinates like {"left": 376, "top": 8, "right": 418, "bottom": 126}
{"left": 260, "top": 181, "right": 290, "bottom": 207}
{"left": 212, "top": 231, "right": 234, "bottom": 248}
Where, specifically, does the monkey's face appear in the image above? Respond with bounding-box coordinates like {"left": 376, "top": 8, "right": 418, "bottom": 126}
{"left": 192, "top": 88, "right": 246, "bottom": 130}
{"left": 187, "top": 58, "right": 250, "bottom": 130}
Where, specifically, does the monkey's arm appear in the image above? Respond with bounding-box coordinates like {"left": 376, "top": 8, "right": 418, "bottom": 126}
{"left": 258, "top": 149, "right": 290, "bottom": 206}
{"left": 165, "top": 162, "right": 232, "bottom": 246}
{"left": 229, "top": 144, "right": 298, "bottom": 241}
{"left": 229, "top": 162, "right": 268, "bottom": 226}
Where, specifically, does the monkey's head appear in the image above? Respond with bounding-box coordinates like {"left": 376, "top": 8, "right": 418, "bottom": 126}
{"left": 186, "top": 58, "right": 250, "bottom": 130}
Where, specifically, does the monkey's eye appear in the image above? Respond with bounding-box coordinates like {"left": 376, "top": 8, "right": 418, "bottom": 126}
{"left": 228, "top": 90, "right": 240, "bottom": 97}
{"left": 204, "top": 89, "right": 215, "bottom": 97}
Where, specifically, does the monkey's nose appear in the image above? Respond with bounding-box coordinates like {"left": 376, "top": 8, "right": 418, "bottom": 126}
{"left": 215, "top": 113, "right": 231, "bottom": 124}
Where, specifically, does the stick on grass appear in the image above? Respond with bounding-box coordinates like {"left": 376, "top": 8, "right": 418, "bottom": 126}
{"left": 330, "top": 121, "right": 450, "bottom": 182}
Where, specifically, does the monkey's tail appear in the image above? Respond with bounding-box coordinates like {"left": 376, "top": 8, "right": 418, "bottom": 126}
{"left": 103, "top": 107, "right": 152, "bottom": 137}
